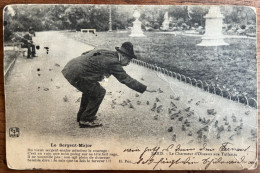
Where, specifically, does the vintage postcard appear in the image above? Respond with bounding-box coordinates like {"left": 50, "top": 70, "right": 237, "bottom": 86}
{"left": 4, "top": 4, "right": 257, "bottom": 170}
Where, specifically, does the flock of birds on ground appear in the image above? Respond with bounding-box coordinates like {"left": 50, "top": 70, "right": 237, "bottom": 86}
{"left": 107, "top": 84, "right": 257, "bottom": 143}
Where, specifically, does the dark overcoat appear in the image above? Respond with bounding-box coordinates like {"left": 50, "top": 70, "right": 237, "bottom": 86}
{"left": 22, "top": 33, "right": 33, "bottom": 46}
{"left": 62, "top": 49, "right": 147, "bottom": 93}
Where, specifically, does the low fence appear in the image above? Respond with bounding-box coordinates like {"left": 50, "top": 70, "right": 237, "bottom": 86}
{"left": 131, "top": 59, "right": 257, "bottom": 108}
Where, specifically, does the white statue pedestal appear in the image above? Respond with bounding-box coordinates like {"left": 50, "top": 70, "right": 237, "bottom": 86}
{"left": 197, "top": 6, "right": 229, "bottom": 46}
{"left": 161, "top": 12, "right": 170, "bottom": 31}
{"left": 129, "top": 10, "right": 145, "bottom": 37}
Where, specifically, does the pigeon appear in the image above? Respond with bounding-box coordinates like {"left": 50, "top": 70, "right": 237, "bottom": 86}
{"left": 168, "top": 108, "right": 172, "bottom": 114}
{"left": 63, "top": 96, "right": 68, "bottom": 102}
{"left": 187, "top": 111, "right": 194, "bottom": 117}
{"left": 126, "top": 99, "right": 131, "bottom": 103}
{"left": 155, "top": 97, "right": 160, "bottom": 102}
{"left": 178, "top": 116, "right": 183, "bottom": 121}
{"left": 135, "top": 93, "right": 139, "bottom": 97}
{"left": 197, "top": 132, "right": 203, "bottom": 142}
{"left": 137, "top": 101, "right": 141, "bottom": 105}
{"left": 207, "top": 109, "right": 217, "bottom": 115}
{"left": 174, "top": 96, "right": 180, "bottom": 101}
{"left": 172, "top": 134, "right": 176, "bottom": 141}
{"left": 171, "top": 111, "right": 181, "bottom": 118}
{"left": 106, "top": 92, "right": 112, "bottom": 95}
{"left": 75, "top": 97, "right": 81, "bottom": 103}
{"left": 197, "top": 129, "right": 202, "bottom": 135}
{"left": 151, "top": 103, "right": 157, "bottom": 111}
{"left": 245, "top": 111, "right": 250, "bottom": 115}
{"left": 129, "top": 103, "right": 134, "bottom": 109}
{"left": 170, "top": 107, "right": 177, "bottom": 112}
{"left": 188, "top": 131, "right": 192, "bottom": 136}
{"left": 154, "top": 115, "right": 159, "bottom": 120}
{"left": 227, "top": 125, "right": 231, "bottom": 131}
{"left": 217, "top": 133, "right": 221, "bottom": 139}
{"left": 184, "top": 107, "right": 190, "bottom": 112}
{"left": 231, "top": 115, "right": 236, "bottom": 122}
{"left": 203, "top": 135, "right": 208, "bottom": 142}
{"left": 170, "top": 102, "right": 177, "bottom": 108}
{"left": 182, "top": 125, "right": 186, "bottom": 131}
{"left": 215, "top": 120, "right": 218, "bottom": 128}
{"left": 251, "top": 129, "right": 257, "bottom": 138}
{"left": 229, "top": 134, "right": 235, "bottom": 140}
{"left": 168, "top": 127, "right": 173, "bottom": 132}
{"left": 146, "top": 101, "right": 150, "bottom": 105}
{"left": 188, "top": 99, "right": 193, "bottom": 103}
{"left": 157, "top": 105, "right": 163, "bottom": 113}
{"left": 218, "top": 125, "right": 224, "bottom": 132}
{"left": 217, "top": 125, "right": 224, "bottom": 139}
{"left": 55, "top": 63, "right": 60, "bottom": 67}
{"left": 223, "top": 116, "right": 227, "bottom": 121}
{"left": 234, "top": 123, "right": 243, "bottom": 135}
{"left": 202, "top": 126, "right": 209, "bottom": 132}
{"left": 195, "top": 101, "right": 200, "bottom": 106}
{"left": 225, "top": 122, "right": 229, "bottom": 126}
{"left": 201, "top": 117, "right": 208, "bottom": 124}
{"left": 158, "top": 88, "right": 163, "bottom": 93}
{"left": 120, "top": 101, "right": 127, "bottom": 106}
{"left": 112, "top": 99, "right": 116, "bottom": 104}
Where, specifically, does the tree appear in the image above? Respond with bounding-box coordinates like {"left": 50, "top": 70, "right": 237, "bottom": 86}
{"left": 188, "top": 6, "right": 209, "bottom": 27}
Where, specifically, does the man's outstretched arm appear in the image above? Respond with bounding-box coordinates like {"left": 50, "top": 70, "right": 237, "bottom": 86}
{"left": 110, "top": 64, "right": 147, "bottom": 93}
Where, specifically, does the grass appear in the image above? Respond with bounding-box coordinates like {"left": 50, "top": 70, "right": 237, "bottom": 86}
{"left": 4, "top": 50, "right": 18, "bottom": 74}
{"left": 62, "top": 31, "right": 257, "bottom": 100}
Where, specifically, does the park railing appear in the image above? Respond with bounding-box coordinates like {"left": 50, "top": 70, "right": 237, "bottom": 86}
{"left": 131, "top": 59, "right": 257, "bottom": 109}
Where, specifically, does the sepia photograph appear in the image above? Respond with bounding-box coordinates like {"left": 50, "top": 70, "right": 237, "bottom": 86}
{"left": 3, "top": 4, "right": 257, "bottom": 170}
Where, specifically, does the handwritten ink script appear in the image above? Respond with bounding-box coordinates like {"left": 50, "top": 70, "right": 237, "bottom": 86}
{"left": 123, "top": 142, "right": 255, "bottom": 170}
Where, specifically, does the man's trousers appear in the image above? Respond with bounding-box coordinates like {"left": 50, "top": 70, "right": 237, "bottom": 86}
{"left": 22, "top": 43, "right": 36, "bottom": 58}
{"left": 73, "top": 79, "right": 106, "bottom": 122}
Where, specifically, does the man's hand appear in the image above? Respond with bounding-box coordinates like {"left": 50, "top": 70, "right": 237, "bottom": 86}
{"left": 146, "top": 87, "right": 157, "bottom": 93}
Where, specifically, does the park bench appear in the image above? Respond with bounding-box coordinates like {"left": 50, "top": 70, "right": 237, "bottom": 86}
{"left": 80, "top": 29, "right": 96, "bottom": 34}
{"left": 4, "top": 41, "right": 27, "bottom": 57}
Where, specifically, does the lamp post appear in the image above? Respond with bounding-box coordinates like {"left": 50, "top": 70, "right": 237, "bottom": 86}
{"left": 108, "top": 5, "right": 112, "bottom": 32}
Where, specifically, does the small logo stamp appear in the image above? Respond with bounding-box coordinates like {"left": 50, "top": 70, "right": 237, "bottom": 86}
{"left": 9, "top": 127, "right": 20, "bottom": 138}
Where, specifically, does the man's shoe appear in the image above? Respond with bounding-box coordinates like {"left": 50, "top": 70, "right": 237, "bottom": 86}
{"left": 79, "top": 120, "right": 102, "bottom": 128}
{"left": 77, "top": 115, "right": 97, "bottom": 122}
{"left": 32, "top": 55, "right": 38, "bottom": 57}
{"left": 77, "top": 114, "right": 81, "bottom": 122}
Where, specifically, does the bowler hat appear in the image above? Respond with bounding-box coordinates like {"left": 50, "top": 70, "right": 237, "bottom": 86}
{"left": 115, "top": 42, "right": 136, "bottom": 59}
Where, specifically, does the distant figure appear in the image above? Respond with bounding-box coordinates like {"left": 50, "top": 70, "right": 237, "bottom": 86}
{"left": 62, "top": 42, "right": 156, "bottom": 128}
{"left": 22, "top": 27, "right": 37, "bottom": 58}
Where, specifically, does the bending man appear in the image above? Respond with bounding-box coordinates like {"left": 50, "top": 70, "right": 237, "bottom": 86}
{"left": 62, "top": 42, "right": 155, "bottom": 128}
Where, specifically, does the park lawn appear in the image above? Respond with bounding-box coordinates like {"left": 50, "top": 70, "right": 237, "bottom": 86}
{"left": 62, "top": 31, "right": 257, "bottom": 100}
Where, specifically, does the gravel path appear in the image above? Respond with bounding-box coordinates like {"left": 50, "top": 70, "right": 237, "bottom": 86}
{"left": 5, "top": 31, "right": 257, "bottom": 169}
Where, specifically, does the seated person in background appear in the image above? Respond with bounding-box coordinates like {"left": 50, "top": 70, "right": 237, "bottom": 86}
{"left": 22, "top": 27, "right": 37, "bottom": 58}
